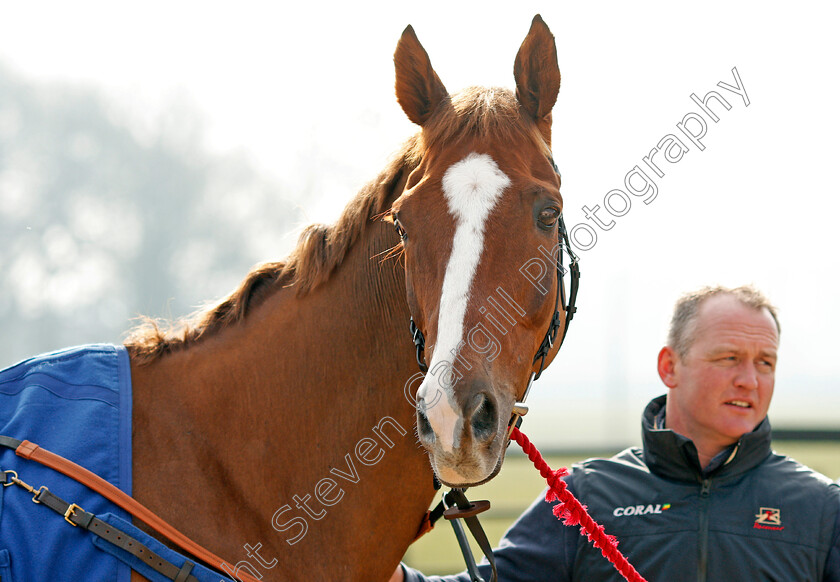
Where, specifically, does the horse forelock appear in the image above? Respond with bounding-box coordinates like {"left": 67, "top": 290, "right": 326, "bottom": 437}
{"left": 417, "top": 86, "right": 552, "bottom": 160}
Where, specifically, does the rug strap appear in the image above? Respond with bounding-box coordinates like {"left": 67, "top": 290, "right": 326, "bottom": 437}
{"left": 2, "top": 466, "right": 200, "bottom": 582}
{"left": 1, "top": 436, "right": 261, "bottom": 582}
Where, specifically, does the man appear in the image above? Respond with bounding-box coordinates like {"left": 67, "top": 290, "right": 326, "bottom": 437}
{"left": 392, "top": 285, "right": 840, "bottom": 581}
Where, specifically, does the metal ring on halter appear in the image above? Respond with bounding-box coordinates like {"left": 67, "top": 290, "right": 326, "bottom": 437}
{"left": 506, "top": 401, "right": 529, "bottom": 439}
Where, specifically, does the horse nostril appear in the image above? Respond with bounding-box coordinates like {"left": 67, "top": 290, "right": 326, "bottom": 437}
{"left": 416, "top": 403, "right": 435, "bottom": 444}
{"left": 470, "top": 393, "right": 497, "bottom": 443}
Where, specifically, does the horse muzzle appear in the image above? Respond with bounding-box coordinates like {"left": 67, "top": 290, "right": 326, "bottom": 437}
{"left": 415, "top": 379, "right": 510, "bottom": 486}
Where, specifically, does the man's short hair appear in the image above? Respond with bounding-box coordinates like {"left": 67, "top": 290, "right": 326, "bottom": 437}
{"left": 667, "top": 285, "right": 780, "bottom": 359}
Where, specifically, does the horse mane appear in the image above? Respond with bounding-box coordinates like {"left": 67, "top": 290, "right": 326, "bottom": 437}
{"left": 125, "top": 87, "right": 548, "bottom": 364}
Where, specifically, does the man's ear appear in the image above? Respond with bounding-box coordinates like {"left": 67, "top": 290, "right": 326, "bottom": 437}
{"left": 657, "top": 346, "right": 679, "bottom": 389}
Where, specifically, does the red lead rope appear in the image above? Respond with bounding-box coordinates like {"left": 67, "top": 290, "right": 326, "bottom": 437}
{"left": 508, "top": 427, "right": 648, "bottom": 582}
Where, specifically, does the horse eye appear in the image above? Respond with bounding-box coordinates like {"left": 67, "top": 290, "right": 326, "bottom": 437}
{"left": 538, "top": 207, "right": 560, "bottom": 228}
{"left": 392, "top": 215, "right": 408, "bottom": 241}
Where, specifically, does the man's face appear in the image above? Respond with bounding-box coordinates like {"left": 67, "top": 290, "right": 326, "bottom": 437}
{"left": 659, "top": 295, "right": 779, "bottom": 455}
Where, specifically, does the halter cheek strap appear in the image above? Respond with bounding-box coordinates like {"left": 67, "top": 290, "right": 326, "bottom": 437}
{"left": 531, "top": 214, "right": 579, "bottom": 380}
{"left": 509, "top": 213, "right": 580, "bottom": 433}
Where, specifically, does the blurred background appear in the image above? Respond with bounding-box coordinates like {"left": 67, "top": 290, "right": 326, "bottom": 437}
{"left": 2, "top": 1, "right": 838, "bottom": 574}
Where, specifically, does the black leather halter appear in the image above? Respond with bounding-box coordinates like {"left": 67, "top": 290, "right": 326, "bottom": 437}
{"left": 405, "top": 209, "right": 580, "bottom": 423}
{"left": 398, "top": 179, "right": 580, "bottom": 582}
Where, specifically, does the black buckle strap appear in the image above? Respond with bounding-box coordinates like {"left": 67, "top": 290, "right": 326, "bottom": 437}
{"left": 2, "top": 468, "right": 200, "bottom": 582}
{"left": 175, "top": 560, "right": 196, "bottom": 582}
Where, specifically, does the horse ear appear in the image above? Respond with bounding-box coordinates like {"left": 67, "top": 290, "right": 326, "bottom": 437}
{"left": 514, "top": 15, "right": 561, "bottom": 144}
{"left": 394, "top": 25, "right": 449, "bottom": 126}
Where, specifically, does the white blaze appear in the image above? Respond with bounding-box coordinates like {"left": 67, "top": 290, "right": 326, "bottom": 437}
{"left": 417, "top": 153, "right": 510, "bottom": 451}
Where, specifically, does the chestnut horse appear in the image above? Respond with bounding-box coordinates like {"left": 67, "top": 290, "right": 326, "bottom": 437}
{"left": 123, "top": 15, "right": 565, "bottom": 582}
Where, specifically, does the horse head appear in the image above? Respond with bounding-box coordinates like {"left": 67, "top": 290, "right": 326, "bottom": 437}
{"left": 388, "top": 15, "right": 568, "bottom": 487}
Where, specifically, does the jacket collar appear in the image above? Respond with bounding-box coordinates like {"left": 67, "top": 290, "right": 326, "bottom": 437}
{"left": 640, "top": 395, "right": 772, "bottom": 482}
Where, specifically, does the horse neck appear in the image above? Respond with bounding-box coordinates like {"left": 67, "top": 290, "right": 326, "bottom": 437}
{"left": 130, "top": 213, "right": 435, "bottom": 581}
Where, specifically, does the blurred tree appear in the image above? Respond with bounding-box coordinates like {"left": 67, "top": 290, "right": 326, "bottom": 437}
{"left": 0, "top": 65, "right": 302, "bottom": 367}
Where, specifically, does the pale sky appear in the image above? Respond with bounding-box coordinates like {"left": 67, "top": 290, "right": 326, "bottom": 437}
{"left": 2, "top": 1, "right": 838, "bottom": 446}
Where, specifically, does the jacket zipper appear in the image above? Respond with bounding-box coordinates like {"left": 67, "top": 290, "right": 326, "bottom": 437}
{"left": 698, "top": 478, "right": 712, "bottom": 582}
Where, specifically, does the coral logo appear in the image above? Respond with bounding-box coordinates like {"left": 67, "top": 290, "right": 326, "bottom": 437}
{"left": 754, "top": 507, "right": 784, "bottom": 531}
{"left": 613, "top": 503, "right": 671, "bottom": 517}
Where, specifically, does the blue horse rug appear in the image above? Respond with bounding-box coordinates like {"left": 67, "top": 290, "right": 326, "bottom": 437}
{"left": 0, "top": 344, "right": 236, "bottom": 582}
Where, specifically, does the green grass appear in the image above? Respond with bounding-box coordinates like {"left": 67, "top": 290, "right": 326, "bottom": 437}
{"left": 401, "top": 441, "right": 840, "bottom": 575}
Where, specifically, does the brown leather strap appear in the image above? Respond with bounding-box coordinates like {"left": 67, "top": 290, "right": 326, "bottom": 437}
{"left": 15, "top": 439, "right": 261, "bottom": 582}
{"left": 414, "top": 495, "right": 450, "bottom": 542}
{"left": 413, "top": 510, "right": 434, "bottom": 541}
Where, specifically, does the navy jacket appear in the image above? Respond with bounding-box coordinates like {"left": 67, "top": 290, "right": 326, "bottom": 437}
{"left": 403, "top": 395, "right": 840, "bottom": 581}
